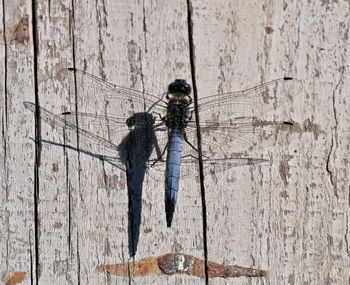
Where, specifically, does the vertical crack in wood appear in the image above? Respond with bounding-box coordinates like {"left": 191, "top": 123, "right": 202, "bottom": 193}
{"left": 128, "top": 259, "right": 133, "bottom": 285}
{"left": 326, "top": 75, "right": 342, "bottom": 200}
{"left": 63, "top": 120, "right": 72, "bottom": 256}
{"left": 95, "top": 0, "right": 107, "bottom": 79}
{"left": 69, "top": 3, "right": 83, "bottom": 282}
{"left": 48, "top": 0, "right": 51, "bottom": 19}
{"left": 69, "top": 2, "right": 82, "bottom": 174}
{"left": 345, "top": 211, "right": 349, "bottom": 255}
{"left": 2, "top": 0, "right": 10, "bottom": 273}
{"left": 77, "top": 231, "right": 81, "bottom": 285}
{"left": 2, "top": 0, "right": 7, "bottom": 127}
{"left": 29, "top": 232, "right": 34, "bottom": 285}
{"left": 186, "top": 1, "right": 209, "bottom": 284}
{"left": 301, "top": 185, "right": 310, "bottom": 270}
{"left": 139, "top": 1, "right": 146, "bottom": 95}
{"left": 142, "top": 0, "right": 147, "bottom": 53}
{"left": 31, "top": 0, "right": 41, "bottom": 283}
{"left": 138, "top": 48, "right": 146, "bottom": 107}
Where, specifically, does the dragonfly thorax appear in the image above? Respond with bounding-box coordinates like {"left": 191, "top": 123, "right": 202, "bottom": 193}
{"left": 165, "top": 99, "right": 190, "bottom": 130}
{"left": 165, "top": 79, "right": 192, "bottom": 130}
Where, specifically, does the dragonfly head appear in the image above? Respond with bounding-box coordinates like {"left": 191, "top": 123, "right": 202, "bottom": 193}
{"left": 168, "top": 79, "right": 192, "bottom": 96}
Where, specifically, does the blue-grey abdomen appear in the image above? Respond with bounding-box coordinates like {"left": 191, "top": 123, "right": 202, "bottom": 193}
{"left": 165, "top": 129, "right": 183, "bottom": 227}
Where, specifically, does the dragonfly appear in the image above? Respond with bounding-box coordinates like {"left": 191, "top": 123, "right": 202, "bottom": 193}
{"left": 27, "top": 68, "right": 293, "bottom": 228}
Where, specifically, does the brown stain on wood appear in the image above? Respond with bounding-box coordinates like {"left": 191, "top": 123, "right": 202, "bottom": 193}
{"left": 5, "top": 272, "right": 26, "bottom": 285}
{"left": 0, "top": 16, "right": 29, "bottom": 44}
{"left": 96, "top": 257, "right": 162, "bottom": 276}
{"left": 265, "top": 26, "right": 274, "bottom": 34}
{"left": 96, "top": 253, "right": 266, "bottom": 278}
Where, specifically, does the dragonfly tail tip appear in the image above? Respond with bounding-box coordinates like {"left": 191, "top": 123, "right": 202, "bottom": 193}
{"left": 283, "top": 76, "right": 293, "bottom": 81}
{"left": 165, "top": 201, "right": 176, "bottom": 228}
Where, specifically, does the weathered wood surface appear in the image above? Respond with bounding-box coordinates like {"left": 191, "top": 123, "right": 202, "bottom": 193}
{"left": 1, "top": 0, "right": 349, "bottom": 284}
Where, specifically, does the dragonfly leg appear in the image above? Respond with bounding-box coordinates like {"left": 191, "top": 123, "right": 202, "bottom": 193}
{"left": 186, "top": 94, "right": 193, "bottom": 104}
{"left": 188, "top": 109, "right": 194, "bottom": 121}
{"left": 184, "top": 135, "right": 198, "bottom": 152}
{"left": 152, "top": 111, "right": 166, "bottom": 122}
{"left": 182, "top": 154, "right": 198, "bottom": 160}
{"left": 150, "top": 142, "right": 168, "bottom": 167}
{"left": 184, "top": 133, "right": 210, "bottom": 159}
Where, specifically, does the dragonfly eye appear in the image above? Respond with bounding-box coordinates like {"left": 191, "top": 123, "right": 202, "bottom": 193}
{"left": 168, "top": 79, "right": 192, "bottom": 95}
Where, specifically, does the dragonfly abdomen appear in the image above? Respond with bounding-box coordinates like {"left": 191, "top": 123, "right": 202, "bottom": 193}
{"left": 164, "top": 129, "right": 184, "bottom": 227}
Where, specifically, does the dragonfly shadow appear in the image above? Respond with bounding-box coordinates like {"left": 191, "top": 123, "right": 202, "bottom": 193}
{"left": 117, "top": 113, "right": 159, "bottom": 258}
{"left": 23, "top": 102, "right": 160, "bottom": 258}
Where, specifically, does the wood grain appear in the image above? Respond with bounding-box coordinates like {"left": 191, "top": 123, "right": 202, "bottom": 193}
{"left": 1, "top": 0, "right": 349, "bottom": 284}
{"left": 1, "top": 0, "right": 36, "bottom": 283}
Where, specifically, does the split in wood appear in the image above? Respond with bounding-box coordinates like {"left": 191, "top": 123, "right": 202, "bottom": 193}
{"left": 96, "top": 253, "right": 267, "bottom": 278}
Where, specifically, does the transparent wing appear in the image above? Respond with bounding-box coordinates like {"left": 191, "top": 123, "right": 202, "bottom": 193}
{"left": 58, "top": 67, "right": 168, "bottom": 116}
{"left": 54, "top": 67, "right": 170, "bottom": 173}
{"left": 149, "top": 153, "right": 269, "bottom": 179}
{"left": 192, "top": 77, "right": 293, "bottom": 117}
{"left": 185, "top": 117, "right": 294, "bottom": 157}
{"left": 23, "top": 102, "right": 169, "bottom": 173}
{"left": 150, "top": 77, "right": 294, "bottom": 178}
{"left": 183, "top": 77, "right": 294, "bottom": 161}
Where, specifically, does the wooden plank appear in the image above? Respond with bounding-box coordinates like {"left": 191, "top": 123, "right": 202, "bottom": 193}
{"left": 47, "top": 0, "right": 202, "bottom": 284}
{"left": 2, "top": 0, "right": 350, "bottom": 284}
{"left": 0, "top": 1, "right": 35, "bottom": 284}
{"left": 190, "top": 0, "right": 350, "bottom": 285}
{"left": 30, "top": 2, "right": 201, "bottom": 284}
{"left": 32, "top": 1, "right": 79, "bottom": 284}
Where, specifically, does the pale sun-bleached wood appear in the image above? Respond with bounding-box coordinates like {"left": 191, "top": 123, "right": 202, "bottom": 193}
{"left": 2, "top": 0, "right": 350, "bottom": 284}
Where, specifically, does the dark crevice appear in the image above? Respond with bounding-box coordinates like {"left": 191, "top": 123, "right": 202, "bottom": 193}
{"left": 142, "top": 0, "right": 147, "bottom": 53}
{"left": 31, "top": 0, "right": 41, "bottom": 284}
{"left": 68, "top": 182, "right": 72, "bottom": 254}
{"left": 63, "top": 123, "right": 72, "bottom": 256}
{"left": 2, "top": 0, "right": 10, "bottom": 274}
{"left": 70, "top": 2, "right": 83, "bottom": 282}
{"left": 139, "top": 49, "right": 145, "bottom": 99}
{"left": 101, "top": 0, "right": 108, "bottom": 28}
{"left": 325, "top": 133, "right": 336, "bottom": 197}
{"left": 332, "top": 75, "right": 342, "bottom": 146}
{"left": 139, "top": 5, "right": 146, "bottom": 94}
{"left": 77, "top": 231, "right": 81, "bottom": 285}
{"left": 345, "top": 211, "right": 349, "bottom": 254}
{"left": 128, "top": 260, "right": 132, "bottom": 285}
{"left": 2, "top": 0, "right": 8, "bottom": 204}
{"left": 2, "top": 0, "right": 8, "bottom": 128}
{"left": 29, "top": 232, "right": 34, "bottom": 285}
{"left": 140, "top": 0, "right": 147, "bottom": 93}
{"left": 186, "top": 1, "right": 209, "bottom": 284}
{"left": 48, "top": 0, "right": 51, "bottom": 19}
{"left": 95, "top": 0, "right": 107, "bottom": 79}
{"left": 326, "top": 76, "right": 342, "bottom": 200}
{"left": 347, "top": 186, "right": 350, "bottom": 255}
{"left": 301, "top": 186, "right": 310, "bottom": 266}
